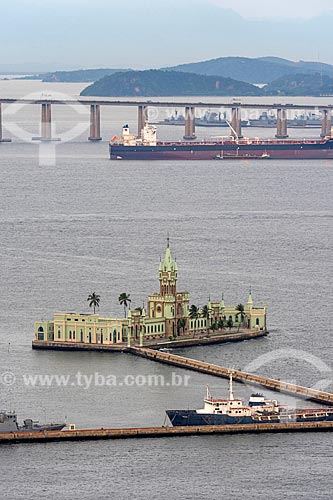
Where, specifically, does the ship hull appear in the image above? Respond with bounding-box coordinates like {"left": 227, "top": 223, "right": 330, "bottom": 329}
{"left": 166, "top": 410, "right": 333, "bottom": 426}
{"left": 110, "top": 139, "right": 333, "bottom": 160}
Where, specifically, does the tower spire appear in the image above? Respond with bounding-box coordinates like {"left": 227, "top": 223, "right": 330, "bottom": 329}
{"left": 248, "top": 287, "right": 253, "bottom": 309}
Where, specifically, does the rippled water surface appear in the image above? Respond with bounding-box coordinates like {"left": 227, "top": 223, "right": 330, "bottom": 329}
{"left": 0, "top": 81, "right": 333, "bottom": 499}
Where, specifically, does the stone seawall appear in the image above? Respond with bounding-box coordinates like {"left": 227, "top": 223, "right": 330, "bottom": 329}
{"left": 1, "top": 421, "right": 333, "bottom": 445}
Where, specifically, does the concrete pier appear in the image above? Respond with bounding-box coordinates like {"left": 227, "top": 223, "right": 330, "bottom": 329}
{"left": 1, "top": 421, "right": 333, "bottom": 444}
{"left": 276, "top": 108, "right": 288, "bottom": 139}
{"left": 41, "top": 103, "right": 52, "bottom": 141}
{"left": 89, "top": 104, "right": 102, "bottom": 141}
{"left": 130, "top": 347, "right": 333, "bottom": 405}
{"left": 184, "top": 106, "right": 196, "bottom": 140}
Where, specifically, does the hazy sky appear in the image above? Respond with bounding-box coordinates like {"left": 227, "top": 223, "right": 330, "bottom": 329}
{"left": 212, "top": 0, "right": 333, "bottom": 19}
{"left": 2, "top": 0, "right": 333, "bottom": 71}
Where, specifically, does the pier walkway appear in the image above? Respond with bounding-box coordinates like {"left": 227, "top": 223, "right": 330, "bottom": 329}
{"left": 130, "top": 347, "right": 333, "bottom": 405}
{"left": 1, "top": 421, "right": 333, "bottom": 444}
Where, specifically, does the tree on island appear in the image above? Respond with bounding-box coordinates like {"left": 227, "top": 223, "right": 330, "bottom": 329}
{"left": 227, "top": 318, "right": 234, "bottom": 331}
{"left": 201, "top": 304, "right": 213, "bottom": 334}
{"left": 177, "top": 318, "right": 187, "bottom": 336}
{"left": 189, "top": 305, "right": 199, "bottom": 319}
{"left": 87, "top": 292, "right": 101, "bottom": 314}
{"left": 119, "top": 292, "right": 131, "bottom": 318}
{"left": 236, "top": 304, "right": 246, "bottom": 332}
{"left": 217, "top": 318, "right": 225, "bottom": 331}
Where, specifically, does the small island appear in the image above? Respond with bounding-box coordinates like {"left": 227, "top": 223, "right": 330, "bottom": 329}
{"left": 80, "top": 69, "right": 262, "bottom": 97}
{"left": 264, "top": 72, "right": 333, "bottom": 96}
{"left": 33, "top": 242, "right": 267, "bottom": 350}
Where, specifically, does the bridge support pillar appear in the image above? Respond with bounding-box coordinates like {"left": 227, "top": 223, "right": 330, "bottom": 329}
{"left": 184, "top": 106, "right": 196, "bottom": 140}
{"left": 321, "top": 109, "right": 328, "bottom": 138}
{"left": 41, "top": 103, "right": 52, "bottom": 141}
{"left": 138, "top": 105, "right": 147, "bottom": 137}
{"left": 326, "top": 110, "right": 332, "bottom": 137}
{"left": 0, "top": 103, "right": 12, "bottom": 143}
{"left": 276, "top": 108, "right": 288, "bottom": 139}
{"left": 321, "top": 109, "right": 332, "bottom": 137}
{"left": 89, "top": 104, "right": 102, "bottom": 141}
{"left": 231, "top": 107, "right": 242, "bottom": 138}
{"left": 231, "top": 107, "right": 237, "bottom": 137}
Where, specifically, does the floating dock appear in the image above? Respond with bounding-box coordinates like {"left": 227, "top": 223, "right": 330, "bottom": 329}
{"left": 1, "top": 421, "right": 333, "bottom": 444}
{"left": 130, "top": 347, "right": 333, "bottom": 406}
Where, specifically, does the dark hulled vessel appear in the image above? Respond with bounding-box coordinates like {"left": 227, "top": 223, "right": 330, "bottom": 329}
{"left": 110, "top": 124, "right": 333, "bottom": 160}
{"left": 166, "top": 373, "right": 333, "bottom": 427}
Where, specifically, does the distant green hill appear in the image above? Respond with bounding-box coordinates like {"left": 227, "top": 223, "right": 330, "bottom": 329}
{"left": 42, "top": 68, "right": 130, "bottom": 83}
{"left": 265, "top": 73, "right": 333, "bottom": 96}
{"left": 165, "top": 57, "right": 333, "bottom": 84}
{"left": 80, "top": 70, "right": 262, "bottom": 97}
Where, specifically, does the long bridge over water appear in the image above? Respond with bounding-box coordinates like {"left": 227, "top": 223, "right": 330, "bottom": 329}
{"left": 1, "top": 97, "right": 333, "bottom": 142}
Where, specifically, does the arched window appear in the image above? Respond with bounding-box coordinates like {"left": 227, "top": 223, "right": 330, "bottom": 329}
{"left": 37, "top": 326, "right": 44, "bottom": 341}
{"left": 256, "top": 318, "right": 260, "bottom": 326}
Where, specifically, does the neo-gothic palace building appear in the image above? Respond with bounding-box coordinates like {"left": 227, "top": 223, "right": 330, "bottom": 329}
{"left": 34, "top": 243, "right": 267, "bottom": 345}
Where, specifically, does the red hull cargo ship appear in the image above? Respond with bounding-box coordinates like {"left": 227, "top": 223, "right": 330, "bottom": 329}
{"left": 109, "top": 124, "right": 333, "bottom": 160}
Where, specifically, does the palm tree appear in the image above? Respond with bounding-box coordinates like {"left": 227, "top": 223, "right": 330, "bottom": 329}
{"left": 210, "top": 322, "right": 217, "bottom": 332}
{"left": 177, "top": 318, "right": 186, "bottom": 336}
{"left": 236, "top": 304, "right": 246, "bottom": 332}
{"left": 189, "top": 305, "right": 199, "bottom": 319}
{"left": 201, "top": 304, "right": 213, "bottom": 334}
{"left": 87, "top": 292, "right": 100, "bottom": 314}
{"left": 119, "top": 292, "right": 131, "bottom": 318}
{"left": 227, "top": 318, "right": 233, "bottom": 331}
{"left": 218, "top": 318, "right": 225, "bottom": 331}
